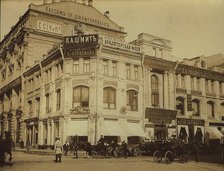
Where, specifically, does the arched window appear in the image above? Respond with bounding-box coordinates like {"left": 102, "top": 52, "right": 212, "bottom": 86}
{"left": 207, "top": 101, "right": 215, "bottom": 117}
{"left": 151, "top": 75, "right": 159, "bottom": 107}
{"left": 126, "top": 90, "right": 138, "bottom": 111}
{"left": 176, "top": 97, "right": 185, "bottom": 115}
{"left": 103, "top": 87, "right": 116, "bottom": 109}
{"left": 56, "top": 89, "right": 61, "bottom": 111}
{"left": 73, "top": 86, "right": 89, "bottom": 108}
{"left": 192, "top": 99, "right": 200, "bottom": 116}
{"left": 45, "top": 93, "right": 50, "bottom": 113}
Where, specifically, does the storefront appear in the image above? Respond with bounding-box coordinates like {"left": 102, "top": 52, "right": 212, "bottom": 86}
{"left": 177, "top": 118, "right": 205, "bottom": 144}
{"left": 145, "top": 108, "right": 177, "bottom": 141}
{"left": 25, "top": 117, "right": 39, "bottom": 147}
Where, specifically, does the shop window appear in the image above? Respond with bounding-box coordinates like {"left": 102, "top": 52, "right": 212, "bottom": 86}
{"left": 103, "top": 87, "right": 116, "bottom": 109}
{"left": 56, "top": 89, "right": 61, "bottom": 111}
{"left": 192, "top": 99, "right": 200, "bottom": 116}
{"left": 126, "top": 90, "right": 138, "bottom": 111}
{"left": 73, "top": 86, "right": 89, "bottom": 108}
{"left": 151, "top": 75, "right": 159, "bottom": 107}
{"left": 207, "top": 101, "right": 215, "bottom": 117}
{"left": 176, "top": 97, "right": 185, "bottom": 115}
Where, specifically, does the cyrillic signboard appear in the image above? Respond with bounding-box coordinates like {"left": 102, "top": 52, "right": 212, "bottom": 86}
{"left": 177, "top": 118, "right": 204, "bottom": 126}
{"left": 63, "top": 34, "right": 98, "bottom": 58}
{"left": 102, "top": 36, "right": 141, "bottom": 53}
{"left": 37, "top": 20, "right": 62, "bottom": 34}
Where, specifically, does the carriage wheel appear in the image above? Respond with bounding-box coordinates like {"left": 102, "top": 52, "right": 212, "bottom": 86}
{"left": 133, "top": 148, "right": 141, "bottom": 157}
{"left": 92, "top": 151, "right": 98, "bottom": 158}
{"left": 153, "top": 150, "right": 162, "bottom": 163}
{"left": 165, "top": 151, "right": 173, "bottom": 164}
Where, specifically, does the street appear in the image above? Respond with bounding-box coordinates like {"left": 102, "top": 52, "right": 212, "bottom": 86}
{"left": 1, "top": 151, "right": 223, "bottom": 171}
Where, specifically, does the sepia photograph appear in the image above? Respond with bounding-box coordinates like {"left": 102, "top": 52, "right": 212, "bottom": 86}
{"left": 0, "top": 0, "right": 224, "bottom": 171}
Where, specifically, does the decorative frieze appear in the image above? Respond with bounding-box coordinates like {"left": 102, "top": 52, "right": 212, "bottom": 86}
{"left": 126, "top": 84, "right": 139, "bottom": 90}
{"left": 103, "top": 80, "right": 118, "bottom": 87}
{"left": 72, "top": 79, "right": 89, "bottom": 86}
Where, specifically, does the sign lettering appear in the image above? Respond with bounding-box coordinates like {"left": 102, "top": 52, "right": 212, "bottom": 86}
{"left": 37, "top": 20, "right": 62, "bottom": 34}
{"left": 64, "top": 34, "right": 98, "bottom": 47}
{"left": 177, "top": 118, "right": 204, "bottom": 126}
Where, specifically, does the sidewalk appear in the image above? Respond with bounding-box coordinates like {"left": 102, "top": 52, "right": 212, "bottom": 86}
{"left": 15, "top": 148, "right": 87, "bottom": 157}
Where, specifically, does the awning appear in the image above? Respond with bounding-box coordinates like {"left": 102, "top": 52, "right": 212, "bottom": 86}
{"left": 103, "top": 120, "right": 124, "bottom": 136}
{"left": 177, "top": 125, "right": 189, "bottom": 137}
{"left": 127, "top": 122, "right": 147, "bottom": 137}
{"left": 66, "top": 120, "right": 88, "bottom": 136}
{"left": 207, "top": 127, "right": 223, "bottom": 139}
{"left": 194, "top": 126, "right": 204, "bottom": 136}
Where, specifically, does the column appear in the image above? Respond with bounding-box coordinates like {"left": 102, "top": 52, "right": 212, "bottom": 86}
{"left": 130, "top": 64, "right": 134, "bottom": 80}
{"left": 163, "top": 72, "right": 168, "bottom": 108}
{"left": 79, "top": 58, "right": 84, "bottom": 74}
{"left": 177, "top": 74, "right": 181, "bottom": 88}
{"left": 199, "top": 78, "right": 205, "bottom": 96}
{"left": 214, "top": 81, "right": 219, "bottom": 97}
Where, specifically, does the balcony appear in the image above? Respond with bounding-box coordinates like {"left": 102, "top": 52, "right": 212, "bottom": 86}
{"left": 191, "top": 90, "right": 202, "bottom": 96}
{"left": 206, "top": 91, "right": 216, "bottom": 97}
{"left": 176, "top": 88, "right": 187, "bottom": 94}
{"left": 70, "top": 106, "right": 90, "bottom": 115}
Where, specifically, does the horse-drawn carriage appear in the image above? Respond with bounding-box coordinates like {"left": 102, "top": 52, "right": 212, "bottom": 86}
{"left": 153, "top": 139, "right": 200, "bottom": 164}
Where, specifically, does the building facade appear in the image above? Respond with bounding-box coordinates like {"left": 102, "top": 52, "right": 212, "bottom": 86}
{"left": 0, "top": 0, "right": 223, "bottom": 148}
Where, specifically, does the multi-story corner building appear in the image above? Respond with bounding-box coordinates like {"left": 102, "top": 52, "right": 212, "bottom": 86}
{"left": 0, "top": 0, "right": 125, "bottom": 145}
{"left": 0, "top": 0, "right": 223, "bottom": 148}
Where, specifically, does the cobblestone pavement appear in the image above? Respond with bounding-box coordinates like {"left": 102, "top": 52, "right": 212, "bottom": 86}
{"left": 1, "top": 151, "right": 223, "bottom": 171}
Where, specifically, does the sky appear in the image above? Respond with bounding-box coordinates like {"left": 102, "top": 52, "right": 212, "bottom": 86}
{"left": 1, "top": 0, "right": 224, "bottom": 60}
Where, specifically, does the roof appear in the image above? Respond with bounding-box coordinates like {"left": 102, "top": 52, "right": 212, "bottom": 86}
{"left": 30, "top": 1, "right": 124, "bottom": 32}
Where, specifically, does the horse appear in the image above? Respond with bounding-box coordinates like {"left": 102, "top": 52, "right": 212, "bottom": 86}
{"left": 0, "top": 132, "right": 14, "bottom": 166}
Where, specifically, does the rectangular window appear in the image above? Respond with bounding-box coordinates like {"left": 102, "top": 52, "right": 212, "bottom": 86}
{"left": 126, "top": 64, "right": 130, "bottom": 79}
{"left": 205, "top": 80, "right": 209, "bottom": 92}
{"left": 197, "top": 78, "right": 200, "bottom": 90}
{"left": 83, "top": 59, "right": 90, "bottom": 73}
{"left": 112, "top": 61, "right": 117, "bottom": 76}
{"left": 103, "top": 88, "right": 116, "bottom": 109}
{"left": 73, "top": 60, "right": 79, "bottom": 74}
{"left": 103, "top": 60, "right": 108, "bottom": 75}
{"left": 56, "top": 90, "right": 61, "bottom": 111}
{"left": 134, "top": 65, "right": 138, "bottom": 80}
{"left": 191, "top": 77, "right": 194, "bottom": 90}
{"left": 73, "top": 86, "right": 89, "bottom": 107}
{"left": 181, "top": 75, "right": 185, "bottom": 88}
{"left": 46, "top": 94, "right": 50, "bottom": 113}
{"left": 151, "top": 93, "right": 159, "bottom": 107}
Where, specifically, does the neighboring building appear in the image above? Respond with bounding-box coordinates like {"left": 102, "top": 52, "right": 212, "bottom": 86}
{"left": 206, "top": 54, "right": 224, "bottom": 73}
{"left": 0, "top": 0, "right": 223, "bottom": 148}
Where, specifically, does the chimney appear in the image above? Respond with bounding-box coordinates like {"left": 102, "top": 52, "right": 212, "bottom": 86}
{"left": 104, "top": 11, "right": 110, "bottom": 18}
{"left": 43, "top": 0, "right": 48, "bottom": 4}
{"left": 88, "top": 0, "right": 93, "bottom": 6}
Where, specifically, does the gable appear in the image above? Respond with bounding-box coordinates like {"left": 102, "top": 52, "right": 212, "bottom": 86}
{"left": 29, "top": 2, "right": 123, "bottom": 32}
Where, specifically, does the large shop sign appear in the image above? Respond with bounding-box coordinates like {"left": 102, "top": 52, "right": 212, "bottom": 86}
{"left": 145, "top": 108, "right": 177, "bottom": 125}
{"left": 177, "top": 118, "right": 204, "bottom": 126}
{"left": 63, "top": 34, "right": 98, "bottom": 58}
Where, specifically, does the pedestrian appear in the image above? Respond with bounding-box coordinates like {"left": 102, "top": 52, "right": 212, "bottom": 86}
{"left": 54, "top": 137, "right": 63, "bottom": 163}
{"left": 63, "top": 141, "right": 69, "bottom": 156}
{"left": 73, "top": 135, "right": 79, "bottom": 158}
{"left": 121, "top": 140, "right": 129, "bottom": 158}
{"left": 26, "top": 139, "right": 30, "bottom": 151}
